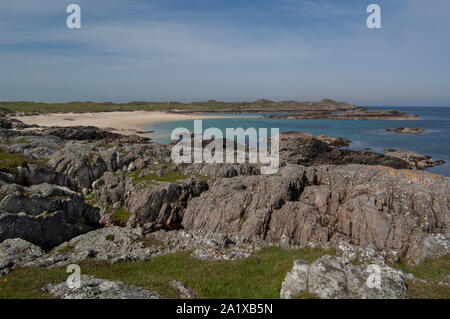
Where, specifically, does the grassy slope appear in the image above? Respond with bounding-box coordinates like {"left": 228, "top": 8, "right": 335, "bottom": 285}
{"left": 0, "top": 246, "right": 448, "bottom": 299}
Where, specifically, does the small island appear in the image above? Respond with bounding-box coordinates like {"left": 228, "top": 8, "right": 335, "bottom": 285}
{"left": 385, "top": 127, "right": 425, "bottom": 134}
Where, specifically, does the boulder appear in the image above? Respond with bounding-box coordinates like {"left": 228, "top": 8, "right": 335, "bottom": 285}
{"left": 385, "top": 149, "right": 445, "bottom": 169}
{"left": 281, "top": 255, "right": 407, "bottom": 299}
{"left": 280, "top": 260, "right": 310, "bottom": 299}
{"left": 0, "top": 238, "right": 45, "bottom": 274}
{"left": 0, "top": 183, "right": 99, "bottom": 249}
{"left": 307, "top": 256, "right": 348, "bottom": 299}
{"left": 42, "top": 275, "right": 163, "bottom": 299}
{"left": 170, "top": 281, "right": 195, "bottom": 299}
{"left": 191, "top": 247, "right": 253, "bottom": 261}
{"left": 31, "top": 226, "right": 160, "bottom": 267}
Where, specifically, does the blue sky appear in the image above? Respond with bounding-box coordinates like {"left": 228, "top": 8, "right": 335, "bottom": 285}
{"left": 0, "top": 0, "right": 449, "bottom": 106}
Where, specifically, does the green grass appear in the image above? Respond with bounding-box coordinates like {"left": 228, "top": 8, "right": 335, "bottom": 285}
{"left": 0, "top": 99, "right": 351, "bottom": 116}
{"left": 55, "top": 244, "right": 76, "bottom": 255}
{"left": 1, "top": 247, "right": 447, "bottom": 299}
{"left": 2, "top": 137, "right": 29, "bottom": 145}
{"left": 126, "top": 169, "right": 188, "bottom": 184}
{"left": 393, "top": 255, "right": 450, "bottom": 299}
{"left": 0, "top": 101, "right": 238, "bottom": 115}
{"left": 83, "top": 193, "right": 96, "bottom": 204}
{"left": 0, "top": 147, "right": 47, "bottom": 173}
{"left": 0, "top": 246, "right": 335, "bottom": 299}
{"left": 0, "top": 267, "right": 67, "bottom": 299}
{"left": 112, "top": 208, "right": 131, "bottom": 225}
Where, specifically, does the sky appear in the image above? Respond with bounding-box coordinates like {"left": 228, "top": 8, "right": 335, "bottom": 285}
{"left": 0, "top": 0, "right": 449, "bottom": 106}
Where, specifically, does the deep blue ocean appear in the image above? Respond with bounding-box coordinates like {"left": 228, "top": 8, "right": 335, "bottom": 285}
{"left": 144, "top": 107, "right": 450, "bottom": 177}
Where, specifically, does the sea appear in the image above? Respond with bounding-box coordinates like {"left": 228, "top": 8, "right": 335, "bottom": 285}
{"left": 144, "top": 107, "right": 450, "bottom": 177}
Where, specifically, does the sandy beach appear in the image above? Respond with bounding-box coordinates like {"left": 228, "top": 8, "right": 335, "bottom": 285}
{"left": 14, "top": 111, "right": 228, "bottom": 137}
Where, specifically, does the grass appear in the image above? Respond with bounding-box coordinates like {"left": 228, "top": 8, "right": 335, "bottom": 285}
{"left": 393, "top": 255, "right": 450, "bottom": 299}
{"left": 1, "top": 247, "right": 447, "bottom": 299}
{"left": 55, "top": 244, "right": 76, "bottom": 254}
{"left": 0, "top": 99, "right": 351, "bottom": 116}
{"left": 0, "top": 147, "right": 47, "bottom": 173}
{"left": 2, "top": 137, "right": 29, "bottom": 145}
{"left": 83, "top": 192, "right": 96, "bottom": 204}
{"left": 112, "top": 208, "right": 131, "bottom": 225}
{"left": 0, "top": 267, "right": 67, "bottom": 299}
{"left": 0, "top": 101, "right": 239, "bottom": 116}
{"left": 126, "top": 169, "right": 188, "bottom": 184}
{"left": 0, "top": 246, "right": 335, "bottom": 299}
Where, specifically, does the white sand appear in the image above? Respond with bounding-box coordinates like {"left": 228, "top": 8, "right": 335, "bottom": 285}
{"left": 14, "top": 111, "right": 228, "bottom": 137}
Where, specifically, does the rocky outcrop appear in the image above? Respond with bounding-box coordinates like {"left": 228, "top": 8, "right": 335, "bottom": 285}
{"left": 0, "top": 183, "right": 99, "bottom": 249}
{"left": 278, "top": 132, "right": 410, "bottom": 169}
{"left": 191, "top": 247, "right": 253, "bottom": 261}
{"left": 182, "top": 169, "right": 305, "bottom": 238}
{"left": 280, "top": 259, "right": 310, "bottom": 298}
{"left": 43, "top": 275, "right": 164, "bottom": 299}
{"left": 0, "top": 118, "right": 448, "bottom": 271}
{"left": 5, "top": 163, "right": 72, "bottom": 188}
{"left": 90, "top": 171, "right": 208, "bottom": 230}
{"left": 31, "top": 227, "right": 159, "bottom": 267}
{"left": 22, "top": 227, "right": 258, "bottom": 268}
{"left": 385, "top": 128, "right": 425, "bottom": 134}
{"left": 280, "top": 255, "right": 406, "bottom": 299}
{"left": 0, "top": 117, "right": 35, "bottom": 129}
{"left": 405, "top": 233, "right": 450, "bottom": 265}
{"left": 40, "top": 126, "right": 150, "bottom": 144}
{"left": 1, "top": 125, "right": 170, "bottom": 191}
{"left": 182, "top": 164, "right": 449, "bottom": 265}
{"left": 279, "top": 131, "right": 351, "bottom": 149}
{"left": 180, "top": 163, "right": 260, "bottom": 179}
{"left": 265, "top": 109, "right": 418, "bottom": 121}
{"left": 385, "top": 149, "right": 445, "bottom": 169}
{"left": 169, "top": 98, "right": 359, "bottom": 113}
{"left": 0, "top": 238, "right": 45, "bottom": 274}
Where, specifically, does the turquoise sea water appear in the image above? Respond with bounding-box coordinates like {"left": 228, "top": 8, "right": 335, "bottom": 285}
{"left": 144, "top": 107, "right": 450, "bottom": 177}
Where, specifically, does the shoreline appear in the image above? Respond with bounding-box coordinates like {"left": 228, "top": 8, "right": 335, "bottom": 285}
{"left": 13, "top": 111, "right": 232, "bottom": 137}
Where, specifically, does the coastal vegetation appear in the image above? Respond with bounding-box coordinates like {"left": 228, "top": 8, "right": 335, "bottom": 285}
{"left": 0, "top": 147, "right": 47, "bottom": 174}
{"left": 1, "top": 248, "right": 448, "bottom": 299}
{"left": 0, "top": 99, "right": 354, "bottom": 115}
